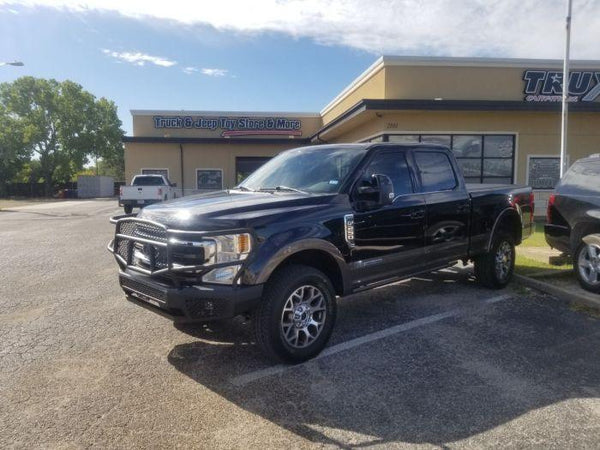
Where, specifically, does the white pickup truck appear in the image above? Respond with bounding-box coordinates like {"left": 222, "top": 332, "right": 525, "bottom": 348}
{"left": 119, "top": 174, "right": 180, "bottom": 214}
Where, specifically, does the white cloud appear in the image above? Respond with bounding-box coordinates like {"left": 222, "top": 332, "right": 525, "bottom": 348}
{"left": 101, "top": 49, "right": 176, "bottom": 67}
{"left": 201, "top": 68, "right": 228, "bottom": 77}
{"left": 182, "top": 66, "right": 198, "bottom": 74}
{"left": 7, "top": 1, "right": 600, "bottom": 58}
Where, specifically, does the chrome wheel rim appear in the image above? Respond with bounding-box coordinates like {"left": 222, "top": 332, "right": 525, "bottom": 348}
{"left": 280, "top": 285, "right": 327, "bottom": 349}
{"left": 578, "top": 243, "right": 600, "bottom": 286}
{"left": 495, "top": 241, "right": 513, "bottom": 281}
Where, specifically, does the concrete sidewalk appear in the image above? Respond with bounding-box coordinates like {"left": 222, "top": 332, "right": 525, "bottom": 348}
{"left": 516, "top": 245, "right": 600, "bottom": 310}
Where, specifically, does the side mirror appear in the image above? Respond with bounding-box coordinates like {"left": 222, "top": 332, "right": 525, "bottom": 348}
{"left": 374, "top": 174, "right": 394, "bottom": 206}
{"left": 355, "top": 174, "right": 394, "bottom": 208}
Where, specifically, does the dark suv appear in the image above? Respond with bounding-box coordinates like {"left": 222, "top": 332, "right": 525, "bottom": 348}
{"left": 545, "top": 154, "right": 600, "bottom": 293}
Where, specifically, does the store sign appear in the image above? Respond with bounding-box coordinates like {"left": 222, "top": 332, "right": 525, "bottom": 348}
{"left": 523, "top": 70, "right": 600, "bottom": 102}
{"left": 153, "top": 115, "right": 302, "bottom": 137}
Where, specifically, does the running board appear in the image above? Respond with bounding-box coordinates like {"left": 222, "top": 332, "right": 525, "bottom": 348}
{"left": 352, "top": 262, "right": 459, "bottom": 293}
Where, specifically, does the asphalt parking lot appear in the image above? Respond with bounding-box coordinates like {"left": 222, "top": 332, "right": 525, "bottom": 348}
{"left": 1, "top": 199, "right": 600, "bottom": 448}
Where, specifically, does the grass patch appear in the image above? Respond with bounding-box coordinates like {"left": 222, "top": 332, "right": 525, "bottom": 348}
{"left": 515, "top": 253, "right": 572, "bottom": 277}
{"left": 520, "top": 222, "right": 548, "bottom": 248}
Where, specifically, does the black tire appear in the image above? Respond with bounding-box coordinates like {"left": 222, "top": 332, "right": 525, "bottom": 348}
{"left": 124, "top": 205, "right": 133, "bottom": 214}
{"left": 474, "top": 233, "right": 515, "bottom": 289}
{"left": 253, "top": 264, "right": 337, "bottom": 363}
{"left": 574, "top": 239, "right": 600, "bottom": 293}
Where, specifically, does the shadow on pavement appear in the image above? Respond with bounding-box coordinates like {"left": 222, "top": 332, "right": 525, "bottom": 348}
{"left": 168, "top": 269, "right": 600, "bottom": 447}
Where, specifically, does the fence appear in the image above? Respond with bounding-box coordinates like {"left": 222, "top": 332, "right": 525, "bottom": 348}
{"left": 2, "top": 181, "right": 125, "bottom": 198}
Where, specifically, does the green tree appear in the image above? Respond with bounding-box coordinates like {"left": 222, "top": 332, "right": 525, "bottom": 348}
{"left": 0, "top": 103, "right": 28, "bottom": 196}
{"left": 91, "top": 98, "right": 125, "bottom": 180}
{"left": 0, "top": 77, "right": 124, "bottom": 196}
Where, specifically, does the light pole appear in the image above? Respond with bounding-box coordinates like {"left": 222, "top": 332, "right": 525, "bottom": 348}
{"left": 0, "top": 61, "right": 24, "bottom": 67}
{"left": 560, "top": 0, "right": 572, "bottom": 177}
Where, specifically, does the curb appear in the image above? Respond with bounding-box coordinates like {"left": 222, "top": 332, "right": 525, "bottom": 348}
{"left": 514, "top": 274, "right": 600, "bottom": 310}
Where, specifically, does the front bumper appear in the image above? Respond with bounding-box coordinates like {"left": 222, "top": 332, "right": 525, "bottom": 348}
{"left": 119, "top": 269, "right": 263, "bottom": 323}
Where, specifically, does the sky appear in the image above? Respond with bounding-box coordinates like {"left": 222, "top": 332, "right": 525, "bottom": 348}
{"left": 1, "top": 0, "right": 600, "bottom": 134}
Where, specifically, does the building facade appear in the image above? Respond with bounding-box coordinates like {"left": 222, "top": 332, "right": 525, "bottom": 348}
{"left": 123, "top": 56, "right": 600, "bottom": 213}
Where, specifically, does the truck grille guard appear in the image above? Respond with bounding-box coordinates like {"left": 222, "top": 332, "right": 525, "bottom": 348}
{"left": 107, "top": 215, "right": 253, "bottom": 277}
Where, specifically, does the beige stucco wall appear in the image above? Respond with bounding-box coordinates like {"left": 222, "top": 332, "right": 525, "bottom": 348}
{"left": 383, "top": 66, "right": 527, "bottom": 101}
{"left": 321, "top": 68, "right": 386, "bottom": 125}
{"left": 125, "top": 141, "right": 304, "bottom": 194}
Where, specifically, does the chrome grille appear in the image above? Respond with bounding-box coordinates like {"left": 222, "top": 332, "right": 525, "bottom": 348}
{"left": 114, "top": 219, "right": 168, "bottom": 274}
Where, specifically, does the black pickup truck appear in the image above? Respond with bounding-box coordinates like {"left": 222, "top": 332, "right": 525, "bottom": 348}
{"left": 109, "top": 143, "right": 533, "bottom": 362}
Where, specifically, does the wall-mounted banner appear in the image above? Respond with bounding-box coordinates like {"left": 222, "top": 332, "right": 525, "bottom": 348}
{"left": 523, "top": 70, "right": 600, "bottom": 102}
{"left": 153, "top": 115, "right": 302, "bottom": 137}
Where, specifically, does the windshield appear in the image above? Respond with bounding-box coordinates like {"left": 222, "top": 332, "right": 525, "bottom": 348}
{"left": 239, "top": 145, "right": 366, "bottom": 194}
{"left": 133, "top": 176, "right": 166, "bottom": 186}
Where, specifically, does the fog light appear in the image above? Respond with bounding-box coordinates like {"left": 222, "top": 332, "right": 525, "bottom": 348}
{"left": 202, "top": 265, "right": 241, "bottom": 284}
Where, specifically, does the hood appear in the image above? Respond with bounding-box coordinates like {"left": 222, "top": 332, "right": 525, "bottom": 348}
{"left": 138, "top": 190, "right": 339, "bottom": 231}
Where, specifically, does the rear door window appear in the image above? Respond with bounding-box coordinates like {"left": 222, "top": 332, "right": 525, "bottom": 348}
{"left": 560, "top": 161, "right": 600, "bottom": 195}
{"left": 132, "top": 176, "right": 165, "bottom": 186}
{"left": 414, "top": 151, "right": 457, "bottom": 192}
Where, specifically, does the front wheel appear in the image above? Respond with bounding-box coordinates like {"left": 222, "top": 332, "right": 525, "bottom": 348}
{"left": 474, "top": 233, "right": 515, "bottom": 289}
{"left": 124, "top": 205, "right": 133, "bottom": 214}
{"left": 253, "top": 264, "right": 337, "bottom": 363}
{"left": 574, "top": 239, "right": 600, "bottom": 293}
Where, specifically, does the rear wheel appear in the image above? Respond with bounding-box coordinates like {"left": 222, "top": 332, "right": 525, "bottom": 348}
{"left": 574, "top": 239, "right": 600, "bottom": 293}
{"left": 124, "top": 205, "right": 133, "bottom": 214}
{"left": 253, "top": 264, "right": 337, "bottom": 363}
{"left": 474, "top": 233, "right": 515, "bottom": 289}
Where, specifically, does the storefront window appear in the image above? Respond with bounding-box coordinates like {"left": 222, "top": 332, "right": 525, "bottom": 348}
{"left": 457, "top": 159, "right": 482, "bottom": 177}
{"left": 384, "top": 133, "right": 515, "bottom": 184}
{"left": 452, "top": 135, "right": 482, "bottom": 158}
{"left": 196, "top": 169, "right": 223, "bottom": 190}
{"left": 483, "top": 159, "right": 512, "bottom": 177}
{"left": 421, "top": 135, "right": 451, "bottom": 147}
{"left": 388, "top": 134, "right": 419, "bottom": 143}
{"left": 484, "top": 135, "right": 514, "bottom": 158}
{"left": 235, "top": 157, "right": 271, "bottom": 184}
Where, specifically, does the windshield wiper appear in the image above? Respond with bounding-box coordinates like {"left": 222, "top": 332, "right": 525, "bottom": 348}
{"left": 232, "top": 185, "right": 254, "bottom": 192}
{"left": 259, "top": 185, "right": 309, "bottom": 195}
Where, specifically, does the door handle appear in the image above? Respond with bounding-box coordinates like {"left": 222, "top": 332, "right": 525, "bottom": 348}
{"left": 409, "top": 210, "right": 425, "bottom": 220}
{"left": 456, "top": 203, "right": 470, "bottom": 213}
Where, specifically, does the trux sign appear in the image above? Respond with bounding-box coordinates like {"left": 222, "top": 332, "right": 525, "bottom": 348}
{"left": 523, "top": 70, "right": 600, "bottom": 102}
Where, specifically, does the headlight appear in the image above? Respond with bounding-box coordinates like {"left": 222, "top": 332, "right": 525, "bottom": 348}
{"left": 212, "top": 233, "right": 252, "bottom": 263}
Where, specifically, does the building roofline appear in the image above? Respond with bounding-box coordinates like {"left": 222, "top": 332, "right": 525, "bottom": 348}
{"left": 130, "top": 109, "right": 320, "bottom": 117}
{"left": 319, "top": 55, "right": 600, "bottom": 117}
{"left": 320, "top": 56, "right": 386, "bottom": 117}
{"left": 379, "top": 55, "right": 600, "bottom": 68}
{"left": 313, "top": 98, "right": 600, "bottom": 142}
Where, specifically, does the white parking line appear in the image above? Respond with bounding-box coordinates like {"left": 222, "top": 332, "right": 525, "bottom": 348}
{"left": 230, "top": 293, "right": 512, "bottom": 387}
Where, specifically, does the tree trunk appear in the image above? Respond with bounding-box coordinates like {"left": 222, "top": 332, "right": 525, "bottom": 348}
{"left": 43, "top": 174, "right": 53, "bottom": 197}
{"left": 39, "top": 153, "right": 54, "bottom": 198}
